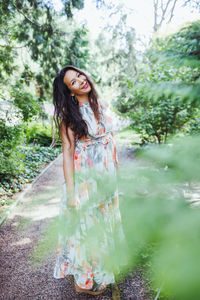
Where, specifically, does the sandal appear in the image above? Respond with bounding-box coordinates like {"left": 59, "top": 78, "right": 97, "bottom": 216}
{"left": 74, "top": 279, "right": 106, "bottom": 295}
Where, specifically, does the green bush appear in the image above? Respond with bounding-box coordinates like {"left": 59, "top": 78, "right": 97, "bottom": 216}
{"left": 116, "top": 20, "right": 200, "bottom": 144}
{"left": 0, "top": 118, "right": 25, "bottom": 182}
{"left": 18, "top": 144, "right": 61, "bottom": 180}
{"left": 24, "top": 121, "right": 53, "bottom": 146}
{"left": 0, "top": 118, "right": 62, "bottom": 210}
{"left": 0, "top": 143, "right": 61, "bottom": 209}
{"left": 186, "top": 109, "right": 200, "bottom": 135}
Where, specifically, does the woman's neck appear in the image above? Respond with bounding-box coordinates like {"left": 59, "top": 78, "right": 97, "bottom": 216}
{"left": 75, "top": 94, "right": 89, "bottom": 104}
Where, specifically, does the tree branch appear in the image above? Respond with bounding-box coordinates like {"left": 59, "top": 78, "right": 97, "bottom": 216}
{"left": 153, "top": 0, "right": 159, "bottom": 32}
{"left": 153, "top": 0, "right": 178, "bottom": 32}
{"left": 162, "top": 0, "right": 172, "bottom": 17}
{"left": 12, "top": 3, "right": 42, "bottom": 27}
{"left": 167, "top": 0, "right": 178, "bottom": 23}
{"left": 12, "top": 3, "right": 67, "bottom": 36}
{"left": 161, "top": 0, "right": 164, "bottom": 14}
{"left": 188, "top": 49, "right": 200, "bottom": 56}
{"left": 157, "top": 0, "right": 171, "bottom": 28}
{"left": 0, "top": 44, "right": 26, "bottom": 48}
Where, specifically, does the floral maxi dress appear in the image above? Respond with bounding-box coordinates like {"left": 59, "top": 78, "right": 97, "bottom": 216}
{"left": 53, "top": 101, "right": 126, "bottom": 292}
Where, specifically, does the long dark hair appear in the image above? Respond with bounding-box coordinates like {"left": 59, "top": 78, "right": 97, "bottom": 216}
{"left": 53, "top": 65, "right": 100, "bottom": 145}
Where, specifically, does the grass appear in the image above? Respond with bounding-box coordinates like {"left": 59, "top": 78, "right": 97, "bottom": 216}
{"left": 115, "top": 126, "right": 141, "bottom": 147}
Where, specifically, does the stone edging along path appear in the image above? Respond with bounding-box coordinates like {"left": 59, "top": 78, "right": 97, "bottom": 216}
{"left": 0, "top": 153, "right": 63, "bottom": 227}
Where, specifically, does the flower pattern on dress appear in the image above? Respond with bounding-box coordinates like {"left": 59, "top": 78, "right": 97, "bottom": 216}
{"left": 53, "top": 100, "right": 126, "bottom": 291}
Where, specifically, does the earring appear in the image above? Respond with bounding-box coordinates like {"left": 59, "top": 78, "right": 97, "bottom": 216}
{"left": 71, "top": 95, "right": 78, "bottom": 105}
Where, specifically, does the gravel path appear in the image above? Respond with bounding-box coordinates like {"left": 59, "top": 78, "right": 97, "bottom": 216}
{"left": 0, "top": 146, "right": 152, "bottom": 300}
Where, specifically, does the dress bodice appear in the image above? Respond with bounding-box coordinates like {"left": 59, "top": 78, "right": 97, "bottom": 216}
{"left": 76, "top": 101, "right": 113, "bottom": 142}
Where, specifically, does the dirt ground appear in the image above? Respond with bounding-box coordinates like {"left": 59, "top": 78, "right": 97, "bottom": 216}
{"left": 0, "top": 146, "right": 153, "bottom": 300}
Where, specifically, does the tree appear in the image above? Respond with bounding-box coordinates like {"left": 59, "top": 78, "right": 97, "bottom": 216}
{"left": 0, "top": 0, "right": 90, "bottom": 122}
{"left": 115, "top": 20, "right": 200, "bottom": 143}
{"left": 183, "top": 0, "right": 200, "bottom": 11}
{"left": 153, "top": 0, "right": 178, "bottom": 32}
{"left": 0, "top": 0, "right": 90, "bottom": 183}
{"left": 89, "top": 4, "right": 138, "bottom": 103}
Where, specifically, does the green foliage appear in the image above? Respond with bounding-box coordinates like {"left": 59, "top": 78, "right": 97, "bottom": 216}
{"left": 29, "top": 135, "right": 200, "bottom": 300}
{"left": 0, "top": 0, "right": 93, "bottom": 217}
{"left": 24, "top": 121, "right": 53, "bottom": 146}
{"left": 0, "top": 116, "right": 61, "bottom": 210}
{"left": 66, "top": 27, "right": 90, "bottom": 68}
{"left": 127, "top": 135, "right": 200, "bottom": 300}
{"left": 117, "top": 86, "right": 196, "bottom": 143}
{"left": 115, "top": 126, "right": 141, "bottom": 146}
{"left": 116, "top": 20, "right": 200, "bottom": 143}
{"left": 90, "top": 6, "right": 137, "bottom": 100}
{"left": 0, "top": 143, "right": 61, "bottom": 209}
{"left": 0, "top": 0, "right": 90, "bottom": 123}
{"left": 0, "top": 119, "right": 25, "bottom": 181}
{"left": 63, "top": 0, "right": 84, "bottom": 17}
{"left": 18, "top": 144, "right": 61, "bottom": 180}
{"left": 0, "top": 0, "right": 89, "bottom": 207}
{"left": 187, "top": 109, "right": 200, "bottom": 135}
{"left": 10, "top": 81, "right": 42, "bottom": 121}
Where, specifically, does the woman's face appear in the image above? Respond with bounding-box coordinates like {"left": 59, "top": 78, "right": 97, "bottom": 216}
{"left": 63, "top": 69, "right": 91, "bottom": 96}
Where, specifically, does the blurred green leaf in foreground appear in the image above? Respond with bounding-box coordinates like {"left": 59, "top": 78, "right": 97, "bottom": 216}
{"left": 30, "top": 135, "right": 200, "bottom": 300}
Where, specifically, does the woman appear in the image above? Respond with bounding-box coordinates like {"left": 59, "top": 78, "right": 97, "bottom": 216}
{"left": 52, "top": 65, "right": 126, "bottom": 297}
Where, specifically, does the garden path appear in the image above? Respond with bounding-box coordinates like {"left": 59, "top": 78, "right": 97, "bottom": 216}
{"left": 0, "top": 145, "right": 152, "bottom": 300}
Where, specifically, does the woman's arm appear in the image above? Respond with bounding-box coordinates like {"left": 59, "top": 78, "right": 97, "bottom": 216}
{"left": 60, "top": 121, "right": 77, "bottom": 207}
{"left": 111, "top": 131, "right": 119, "bottom": 169}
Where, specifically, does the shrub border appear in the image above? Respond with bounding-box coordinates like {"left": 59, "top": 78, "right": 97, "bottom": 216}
{"left": 0, "top": 153, "right": 62, "bottom": 227}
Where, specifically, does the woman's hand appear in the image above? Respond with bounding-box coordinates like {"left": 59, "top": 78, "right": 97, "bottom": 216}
{"left": 67, "top": 194, "right": 78, "bottom": 208}
{"left": 67, "top": 196, "right": 77, "bottom": 207}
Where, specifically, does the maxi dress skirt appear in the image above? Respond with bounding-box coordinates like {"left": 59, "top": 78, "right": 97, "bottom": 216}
{"left": 53, "top": 101, "right": 126, "bottom": 292}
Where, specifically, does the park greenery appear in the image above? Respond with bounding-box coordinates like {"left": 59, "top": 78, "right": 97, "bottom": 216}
{"left": 115, "top": 20, "right": 200, "bottom": 143}
{"left": 0, "top": 0, "right": 200, "bottom": 299}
